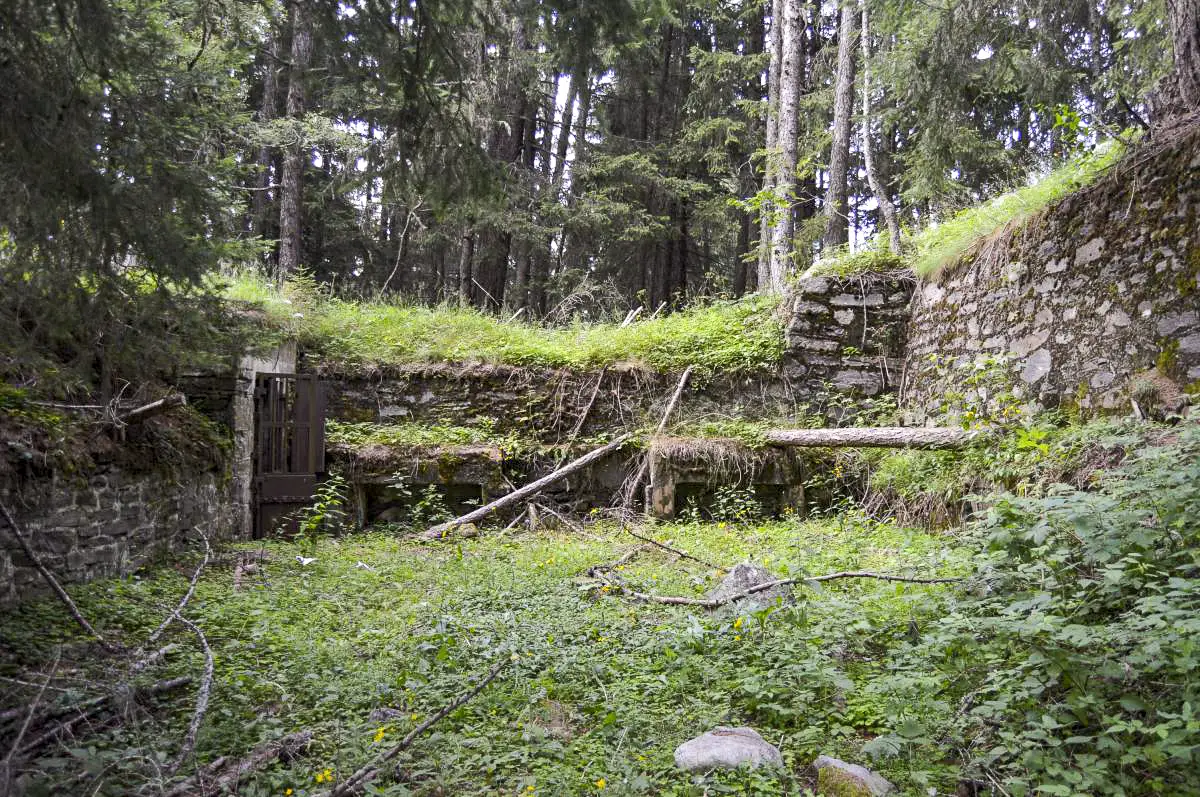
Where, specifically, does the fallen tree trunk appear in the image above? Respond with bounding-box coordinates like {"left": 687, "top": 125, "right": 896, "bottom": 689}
{"left": 424, "top": 433, "right": 633, "bottom": 539}
{"left": 763, "top": 426, "right": 985, "bottom": 450}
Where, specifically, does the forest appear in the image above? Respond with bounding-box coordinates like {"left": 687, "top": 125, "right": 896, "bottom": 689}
{"left": 1, "top": 0, "right": 1200, "bottom": 795}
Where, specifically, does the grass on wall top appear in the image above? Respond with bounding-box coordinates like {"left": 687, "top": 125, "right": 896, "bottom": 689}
{"left": 223, "top": 272, "right": 786, "bottom": 375}
{"left": 810, "top": 140, "right": 1126, "bottom": 281}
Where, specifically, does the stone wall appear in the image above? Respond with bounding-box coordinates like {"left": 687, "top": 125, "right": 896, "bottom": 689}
{"left": 0, "top": 464, "right": 233, "bottom": 605}
{"left": 180, "top": 342, "right": 298, "bottom": 537}
{"left": 904, "top": 130, "right": 1200, "bottom": 419}
{"left": 783, "top": 274, "right": 914, "bottom": 399}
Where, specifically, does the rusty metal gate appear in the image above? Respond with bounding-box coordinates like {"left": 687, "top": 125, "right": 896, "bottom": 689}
{"left": 253, "top": 373, "right": 325, "bottom": 538}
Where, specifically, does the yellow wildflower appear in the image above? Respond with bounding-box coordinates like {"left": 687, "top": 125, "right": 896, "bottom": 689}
{"left": 594, "top": 777, "right": 607, "bottom": 789}
{"left": 314, "top": 767, "right": 334, "bottom": 783}
{"left": 373, "top": 726, "right": 386, "bottom": 743}
{"left": 285, "top": 790, "right": 293, "bottom": 796}
{"left": 734, "top": 634, "right": 742, "bottom": 641}
{"left": 733, "top": 617, "right": 744, "bottom": 630}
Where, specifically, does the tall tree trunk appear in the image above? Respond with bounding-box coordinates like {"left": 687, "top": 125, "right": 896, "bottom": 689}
{"left": 732, "top": 212, "right": 751, "bottom": 297}
{"left": 253, "top": 15, "right": 281, "bottom": 245}
{"left": 822, "top": 0, "right": 857, "bottom": 251}
{"left": 757, "top": 0, "right": 784, "bottom": 290}
{"left": 767, "top": 0, "right": 802, "bottom": 294}
{"left": 859, "top": 0, "right": 901, "bottom": 254}
{"left": 1166, "top": 0, "right": 1200, "bottom": 112}
{"left": 277, "top": 0, "right": 313, "bottom": 281}
{"left": 457, "top": 232, "right": 474, "bottom": 308}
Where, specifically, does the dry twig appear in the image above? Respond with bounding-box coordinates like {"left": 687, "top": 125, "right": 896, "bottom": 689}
{"left": 623, "top": 526, "right": 723, "bottom": 570}
{"left": 147, "top": 529, "right": 211, "bottom": 646}
{"left": 167, "top": 616, "right": 215, "bottom": 775}
{"left": 320, "top": 659, "right": 509, "bottom": 796}
{"left": 594, "top": 570, "right": 961, "bottom": 609}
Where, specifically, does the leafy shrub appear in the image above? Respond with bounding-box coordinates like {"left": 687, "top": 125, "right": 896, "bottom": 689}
{"left": 873, "top": 424, "right": 1200, "bottom": 795}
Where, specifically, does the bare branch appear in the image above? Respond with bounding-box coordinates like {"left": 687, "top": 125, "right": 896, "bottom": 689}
{"left": 595, "top": 570, "right": 961, "bottom": 609}
{"left": 623, "top": 526, "right": 723, "bottom": 570}
{"left": 321, "top": 659, "right": 509, "bottom": 796}
{"left": 167, "top": 617, "right": 215, "bottom": 775}
{"left": 147, "top": 529, "right": 211, "bottom": 646}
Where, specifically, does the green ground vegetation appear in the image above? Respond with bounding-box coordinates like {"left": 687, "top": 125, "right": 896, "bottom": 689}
{"left": 224, "top": 272, "right": 785, "bottom": 376}
{"left": 811, "top": 141, "right": 1127, "bottom": 280}
{"left": 2, "top": 516, "right": 965, "bottom": 796}
{"left": 3, "top": 421, "right": 1198, "bottom": 795}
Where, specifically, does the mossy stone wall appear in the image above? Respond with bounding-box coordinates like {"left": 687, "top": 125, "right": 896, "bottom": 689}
{"left": 903, "top": 128, "right": 1200, "bottom": 419}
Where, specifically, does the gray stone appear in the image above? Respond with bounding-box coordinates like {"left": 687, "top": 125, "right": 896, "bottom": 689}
{"left": 1074, "top": 237, "right": 1105, "bottom": 266}
{"left": 798, "top": 277, "right": 830, "bottom": 295}
{"left": 1179, "top": 333, "right": 1200, "bottom": 355}
{"left": 1010, "top": 329, "right": 1050, "bottom": 358}
{"left": 1020, "top": 349, "right": 1053, "bottom": 384}
{"left": 1158, "top": 312, "right": 1199, "bottom": 336}
{"left": 1106, "top": 309, "right": 1131, "bottom": 328}
{"left": 707, "top": 564, "right": 791, "bottom": 608}
{"left": 813, "top": 756, "right": 895, "bottom": 796}
{"left": 674, "top": 727, "right": 783, "bottom": 772}
{"left": 833, "top": 309, "right": 856, "bottom": 326}
{"left": 793, "top": 301, "right": 830, "bottom": 316}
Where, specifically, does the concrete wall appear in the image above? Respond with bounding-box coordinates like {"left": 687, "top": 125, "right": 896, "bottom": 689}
{"left": 903, "top": 131, "right": 1200, "bottom": 420}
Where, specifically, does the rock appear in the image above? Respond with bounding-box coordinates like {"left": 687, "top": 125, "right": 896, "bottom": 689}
{"left": 706, "top": 563, "right": 791, "bottom": 610}
{"left": 813, "top": 756, "right": 895, "bottom": 796}
{"left": 1020, "top": 348, "right": 1052, "bottom": 384}
{"left": 674, "top": 727, "right": 783, "bottom": 772}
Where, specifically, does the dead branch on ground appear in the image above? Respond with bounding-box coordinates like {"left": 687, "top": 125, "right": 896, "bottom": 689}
{"left": 147, "top": 528, "right": 211, "bottom": 646}
{"left": 424, "top": 434, "right": 632, "bottom": 540}
{"left": 319, "top": 659, "right": 510, "bottom": 796}
{"left": 167, "top": 616, "right": 215, "bottom": 775}
{"left": 162, "top": 730, "right": 313, "bottom": 797}
{"left": 592, "top": 570, "right": 962, "bottom": 609}
{"left": 623, "top": 526, "right": 723, "bottom": 570}
{"left": 16, "top": 676, "right": 192, "bottom": 759}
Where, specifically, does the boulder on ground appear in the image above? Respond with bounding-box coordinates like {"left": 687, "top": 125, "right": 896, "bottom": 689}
{"left": 673, "top": 726, "right": 784, "bottom": 772}
{"left": 813, "top": 755, "right": 895, "bottom": 796}
{"left": 706, "top": 563, "right": 791, "bottom": 610}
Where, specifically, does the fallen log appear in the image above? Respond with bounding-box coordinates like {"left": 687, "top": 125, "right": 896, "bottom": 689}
{"left": 763, "top": 426, "right": 986, "bottom": 450}
{"left": 423, "top": 433, "right": 633, "bottom": 539}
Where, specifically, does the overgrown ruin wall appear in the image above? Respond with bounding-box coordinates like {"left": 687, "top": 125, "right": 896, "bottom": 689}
{"left": 0, "top": 460, "right": 233, "bottom": 605}
{"left": 904, "top": 130, "right": 1200, "bottom": 419}
{"left": 784, "top": 274, "right": 914, "bottom": 400}
{"left": 318, "top": 364, "right": 805, "bottom": 440}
